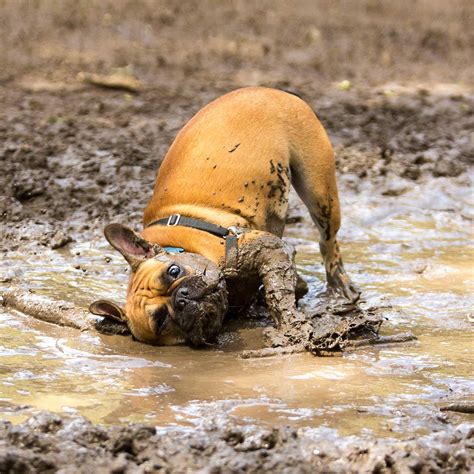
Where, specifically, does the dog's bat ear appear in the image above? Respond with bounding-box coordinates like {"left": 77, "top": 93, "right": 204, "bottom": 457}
{"left": 89, "top": 299, "right": 127, "bottom": 323}
{"left": 104, "top": 223, "right": 162, "bottom": 268}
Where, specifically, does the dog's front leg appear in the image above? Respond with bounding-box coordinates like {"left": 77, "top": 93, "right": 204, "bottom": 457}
{"left": 237, "top": 232, "right": 311, "bottom": 346}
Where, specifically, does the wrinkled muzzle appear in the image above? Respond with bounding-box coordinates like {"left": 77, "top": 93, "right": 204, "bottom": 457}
{"left": 171, "top": 273, "right": 228, "bottom": 346}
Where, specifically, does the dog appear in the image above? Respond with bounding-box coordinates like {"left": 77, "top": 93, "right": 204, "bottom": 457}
{"left": 90, "top": 87, "right": 360, "bottom": 346}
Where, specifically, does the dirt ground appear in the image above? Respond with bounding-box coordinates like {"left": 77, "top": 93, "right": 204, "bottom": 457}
{"left": 1, "top": 83, "right": 473, "bottom": 252}
{"left": 0, "top": 0, "right": 473, "bottom": 471}
{"left": 0, "top": 410, "right": 472, "bottom": 473}
{"left": 1, "top": 0, "right": 473, "bottom": 253}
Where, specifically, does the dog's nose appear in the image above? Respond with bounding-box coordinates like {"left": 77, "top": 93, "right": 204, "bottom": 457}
{"left": 175, "top": 287, "right": 189, "bottom": 309}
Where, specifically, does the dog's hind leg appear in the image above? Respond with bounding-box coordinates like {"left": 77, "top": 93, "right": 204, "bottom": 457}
{"left": 290, "top": 139, "right": 360, "bottom": 305}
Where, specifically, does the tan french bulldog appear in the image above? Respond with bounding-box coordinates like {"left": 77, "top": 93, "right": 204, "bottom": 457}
{"left": 90, "top": 87, "right": 359, "bottom": 346}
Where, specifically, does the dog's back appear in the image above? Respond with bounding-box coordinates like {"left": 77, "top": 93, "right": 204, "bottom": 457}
{"left": 144, "top": 87, "right": 336, "bottom": 237}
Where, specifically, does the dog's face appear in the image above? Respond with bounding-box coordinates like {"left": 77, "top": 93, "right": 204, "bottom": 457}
{"left": 90, "top": 224, "right": 228, "bottom": 346}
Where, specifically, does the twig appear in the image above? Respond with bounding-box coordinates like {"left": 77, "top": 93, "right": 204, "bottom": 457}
{"left": 240, "top": 332, "right": 418, "bottom": 359}
{"left": 440, "top": 402, "right": 474, "bottom": 414}
{"left": 346, "top": 332, "right": 417, "bottom": 348}
{"left": 239, "top": 345, "right": 305, "bottom": 359}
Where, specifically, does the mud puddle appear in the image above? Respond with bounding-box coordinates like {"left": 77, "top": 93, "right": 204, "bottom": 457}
{"left": 1, "top": 175, "right": 473, "bottom": 440}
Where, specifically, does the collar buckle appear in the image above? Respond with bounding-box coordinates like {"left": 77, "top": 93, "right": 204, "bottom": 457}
{"left": 166, "top": 214, "right": 181, "bottom": 226}
{"left": 227, "top": 226, "right": 244, "bottom": 239}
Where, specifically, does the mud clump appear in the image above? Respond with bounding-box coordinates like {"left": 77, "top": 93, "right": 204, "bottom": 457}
{"left": 0, "top": 410, "right": 472, "bottom": 473}
{"left": 322, "top": 91, "right": 474, "bottom": 184}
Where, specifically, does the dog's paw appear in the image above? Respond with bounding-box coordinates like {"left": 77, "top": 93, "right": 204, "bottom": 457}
{"left": 317, "top": 281, "right": 361, "bottom": 314}
{"left": 264, "top": 312, "right": 312, "bottom": 348}
{"left": 263, "top": 326, "right": 290, "bottom": 347}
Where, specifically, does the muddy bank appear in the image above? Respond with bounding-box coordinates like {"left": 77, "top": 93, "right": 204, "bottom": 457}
{"left": 0, "top": 1, "right": 472, "bottom": 256}
{"left": 0, "top": 410, "right": 472, "bottom": 473}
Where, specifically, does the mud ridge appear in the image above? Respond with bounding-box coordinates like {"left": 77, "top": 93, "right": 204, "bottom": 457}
{"left": 0, "top": 410, "right": 471, "bottom": 473}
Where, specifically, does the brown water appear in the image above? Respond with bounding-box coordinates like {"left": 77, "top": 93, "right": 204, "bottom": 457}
{"left": 1, "top": 176, "right": 473, "bottom": 438}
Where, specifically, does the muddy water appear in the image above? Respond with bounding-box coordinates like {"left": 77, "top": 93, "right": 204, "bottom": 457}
{"left": 1, "top": 175, "right": 472, "bottom": 438}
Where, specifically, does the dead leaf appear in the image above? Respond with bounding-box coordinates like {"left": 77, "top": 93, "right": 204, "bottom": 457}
{"left": 78, "top": 72, "right": 143, "bottom": 92}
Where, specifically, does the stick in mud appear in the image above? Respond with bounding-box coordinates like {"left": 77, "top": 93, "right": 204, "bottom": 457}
{"left": 240, "top": 345, "right": 306, "bottom": 359}
{"left": 0, "top": 287, "right": 95, "bottom": 331}
{"left": 240, "top": 332, "right": 417, "bottom": 359}
{"left": 440, "top": 402, "right": 474, "bottom": 414}
{"left": 346, "top": 332, "right": 417, "bottom": 348}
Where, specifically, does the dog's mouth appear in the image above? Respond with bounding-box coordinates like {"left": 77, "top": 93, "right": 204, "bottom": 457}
{"left": 170, "top": 275, "right": 228, "bottom": 345}
{"left": 150, "top": 306, "right": 170, "bottom": 335}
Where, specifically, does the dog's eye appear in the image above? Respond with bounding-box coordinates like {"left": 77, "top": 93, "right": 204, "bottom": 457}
{"left": 167, "top": 264, "right": 181, "bottom": 279}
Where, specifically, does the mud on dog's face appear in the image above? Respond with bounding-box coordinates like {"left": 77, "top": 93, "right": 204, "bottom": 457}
{"left": 90, "top": 224, "right": 227, "bottom": 346}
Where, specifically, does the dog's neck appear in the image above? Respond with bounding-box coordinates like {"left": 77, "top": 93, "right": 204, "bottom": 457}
{"left": 141, "top": 225, "right": 226, "bottom": 265}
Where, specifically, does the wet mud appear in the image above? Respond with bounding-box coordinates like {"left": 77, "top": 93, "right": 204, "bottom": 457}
{"left": 1, "top": 1, "right": 473, "bottom": 471}
{"left": 1, "top": 172, "right": 472, "bottom": 466}
{"left": 0, "top": 410, "right": 472, "bottom": 473}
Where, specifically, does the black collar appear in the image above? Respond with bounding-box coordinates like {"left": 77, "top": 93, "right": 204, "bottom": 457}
{"left": 146, "top": 214, "right": 242, "bottom": 268}
{"left": 147, "top": 214, "right": 231, "bottom": 238}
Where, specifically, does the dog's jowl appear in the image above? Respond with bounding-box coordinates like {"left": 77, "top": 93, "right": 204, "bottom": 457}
{"left": 90, "top": 87, "right": 360, "bottom": 345}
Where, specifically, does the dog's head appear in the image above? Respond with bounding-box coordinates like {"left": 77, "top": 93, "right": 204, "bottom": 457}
{"left": 90, "top": 224, "right": 228, "bottom": 346}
